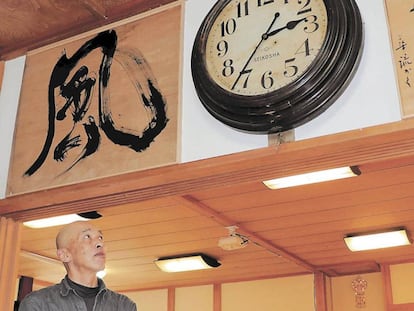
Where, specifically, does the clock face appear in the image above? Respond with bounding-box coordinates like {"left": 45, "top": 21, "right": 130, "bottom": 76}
{"left": 205, "top": 0, "right": 328, "bottom": 96}
{"left": 191, "top": 0, "right": 363, "bottom": 133}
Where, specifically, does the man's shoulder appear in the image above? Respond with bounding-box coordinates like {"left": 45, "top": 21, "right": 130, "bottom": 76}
{"left": 18, "top": 283, "right": 63, "bottom": 310}
{"left": 104, "top": 288, "right": 135, "bottom": 301}
{"left": 24, "top": 283, "right": 62, "bottom": 298}
{"left": 103, "top": 288, "right": 137, "bottom": 309}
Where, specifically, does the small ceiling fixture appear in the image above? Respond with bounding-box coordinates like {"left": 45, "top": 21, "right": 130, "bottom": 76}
{"left": 23, "top": 211, "right": 102, "bottom": 229}
{"left": 155, "top": 253, "right": 221, "bottom": 273}
{"left": 263, "top": 166, "right": 361, "bottom": 189}
{"left": 218, "top": 226, "right": 249, "bottom": 251}
{"left": 344, "top": 228, "right": 411, "bottom": 252}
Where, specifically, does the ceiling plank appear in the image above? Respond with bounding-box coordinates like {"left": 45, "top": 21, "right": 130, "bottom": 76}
{"left": 81, "top": 0, "right": 107, "bottom": 19}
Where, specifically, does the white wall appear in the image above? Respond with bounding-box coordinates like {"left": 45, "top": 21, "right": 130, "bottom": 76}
{"left": 0, "top": 0, "right": 401, "bottom": 198}
{"left": 294, "top": 0, "right": 401, "bottom": 139}
{"left": 182, "top": 0, "right": 401, "bottom": 157}
{"left": 181, "top": 1, "right": 268, "bottom": 162}
{"left": 0, "top": 56, "right": 25, "bottom": 199}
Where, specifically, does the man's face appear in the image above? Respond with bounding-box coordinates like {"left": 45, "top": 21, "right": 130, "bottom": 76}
{"left": 67, "top": 223, "right": 106, "bottom": 273}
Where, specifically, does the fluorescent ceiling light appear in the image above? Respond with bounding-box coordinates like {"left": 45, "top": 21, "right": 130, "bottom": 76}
{"left": 344, "top": 228, "right": 411, "bottom": 252}
{"left": 263, "top": 166, "right": 360, "bottom": 189}
{"left": 96, "top": 270, "right": 107, "bottom": 279}
{"left": 23, "top": 211, "right": 102, "bottom": 229}
{"left": 155, "top": 254, "right": 221, "bottom": 273}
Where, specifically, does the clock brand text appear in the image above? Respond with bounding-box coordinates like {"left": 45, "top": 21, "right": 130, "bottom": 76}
{"left": 253, "top": 51, "right": 280, "bottom": 63}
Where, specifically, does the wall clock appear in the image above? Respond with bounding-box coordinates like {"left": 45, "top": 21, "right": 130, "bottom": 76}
{"left": 191, "top": 0, "right": 364, "bottom": 133}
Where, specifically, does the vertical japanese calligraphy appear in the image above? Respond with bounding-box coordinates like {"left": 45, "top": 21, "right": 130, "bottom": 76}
{"left": 7, "top": 4, "right": 181, "bottom": 195}
{"left": 395, "top": 36, "right": 413, "bottom": 88}
{"left": 385, "top": 0, "right": 414, "bottom": 116}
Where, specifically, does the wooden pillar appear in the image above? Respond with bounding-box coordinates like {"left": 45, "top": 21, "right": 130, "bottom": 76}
{"left": 314, "top": 272, "right": 329, "bottom": 311}
{"left": 167, "top": 287, "right": 175, "bottom": 311}
{"left": 0, "top": 217, "right": 21, "bottom": 310}
{"left": 213, "top": 283, "right": 221, "bottom": 311}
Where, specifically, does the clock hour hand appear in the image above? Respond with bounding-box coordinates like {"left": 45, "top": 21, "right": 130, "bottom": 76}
{"left": 264, "top": 17, "right": 307, "bottom": 39}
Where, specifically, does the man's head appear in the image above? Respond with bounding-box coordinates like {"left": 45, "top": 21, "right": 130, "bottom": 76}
{"left": 56, "top": 221, "right": 106, "bottom": 276}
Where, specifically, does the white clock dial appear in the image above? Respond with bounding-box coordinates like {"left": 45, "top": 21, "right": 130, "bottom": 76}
{"left": 205, "top": 0, "right": 328, "bottom": 95}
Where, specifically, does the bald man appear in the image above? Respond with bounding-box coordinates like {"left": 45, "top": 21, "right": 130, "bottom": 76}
{"left": 19, "top": 221, "right": 136, "bottom": 311}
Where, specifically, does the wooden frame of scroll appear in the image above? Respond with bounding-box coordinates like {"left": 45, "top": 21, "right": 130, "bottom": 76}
{"left": 384, "top": 0, "right": 414, "bottom": 118}
{"left": 7, "top": 3, "right": 182, "bottom": 196}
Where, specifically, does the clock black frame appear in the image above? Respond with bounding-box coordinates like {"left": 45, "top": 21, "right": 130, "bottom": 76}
{"left": 191, "top": 0, "right": 364, "bottom": 134}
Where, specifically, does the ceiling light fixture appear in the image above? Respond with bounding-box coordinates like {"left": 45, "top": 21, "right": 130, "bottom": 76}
{"left": 218, "top": 226, "right": 249, "bottom": 251}
{"left": 263, "top": 166, "right": 361, "bottom": 189}
{"left": 344, "top": 228, "right": 411, "bottom": 252}
{"left": 96, "top": 270, "right": 107, "bottom": 279}
{"left": 23, "top": 211, "right": 102, "bottom": 229}
{"left": 155, "top": 253, "right": 221, "bottom": 273}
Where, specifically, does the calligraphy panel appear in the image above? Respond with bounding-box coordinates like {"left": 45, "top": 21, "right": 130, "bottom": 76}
{"left": 7, "top": 4, "right": 182, "bottom": 195}
{"left": 385, "top": 0, "right": 414, "bottom": 117}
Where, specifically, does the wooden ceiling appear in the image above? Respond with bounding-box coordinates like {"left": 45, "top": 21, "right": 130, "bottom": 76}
{"left": 2, "top": 118, "right": 414, "bottom": 292}
{"left": 0, "top": 0, "right": 177, "bottom": 60}
{"left": 2, "top": 0, "right": 414, "bottom": 294}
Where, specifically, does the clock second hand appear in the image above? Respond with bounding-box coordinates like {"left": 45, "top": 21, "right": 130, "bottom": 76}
{"left": 231, "top": 14, "right": 308, "bottom": 91}
{"left": 231, "top": 12, "right": 280, "bottom": 91}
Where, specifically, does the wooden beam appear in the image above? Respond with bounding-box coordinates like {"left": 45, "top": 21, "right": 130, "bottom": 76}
{"left": 20, "top": 249, "right": 61, "bottom": 266}
{"left": 3, "top": 118, "right": 414, "bottom": 220}
{"left": 177, "top": 195, "right": 316, "bottom": 272}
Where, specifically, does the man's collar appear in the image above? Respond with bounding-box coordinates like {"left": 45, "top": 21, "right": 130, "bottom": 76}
{"left": 60, "top": 275, "right": 107, "bottom": 296}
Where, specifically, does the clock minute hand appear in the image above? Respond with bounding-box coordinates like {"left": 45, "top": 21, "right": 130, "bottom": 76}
{"left": 265, "top": 17, "right": 307, "bottom": 39}
{"left": 231, "top": 12, "right": 280, "bottom": 90}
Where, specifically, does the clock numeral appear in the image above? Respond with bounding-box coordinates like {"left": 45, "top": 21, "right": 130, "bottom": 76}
{"left": 304, "top": 15, "right": 319, "bottom": 33}
{"left": 237, "top": 1, "right": 249, "bottom": 17}
{"left": 216, "top": 40, "right": 229, "bottom": 57}
{"left": 297, "top": 0, "right": 312, "bottom": 15}
{"left": 283, "top": 39, "right": 311, "bottom": 79}
{"left": 241, "top": 69, "right": 253, "bottom": 88}
{"left": 284, "top": 58, "right": 299, "bottom": 78}
{"left": 257, "top": 0, "right": 274, "bottom": 7}
{"left": 222, "top": 59, "right": 235, "bottom": 77}
{"left": 261, "top": 71, "right": 274, "bottom": 89}
{"left": 221, "top": 19, "right": 237, "bottom": 37}
{"left": 231, "top": 70, "right": 275, "bottom": 90}
{"left": 296, "top": 38, "right": 311, "bottom": 56}
{"left": 231, "top": 69, "right": 252, "bottom": 90}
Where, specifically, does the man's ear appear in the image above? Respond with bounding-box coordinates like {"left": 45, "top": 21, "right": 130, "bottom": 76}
{"left": 57, "top": 248, "right": 71, "bottom": 263}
